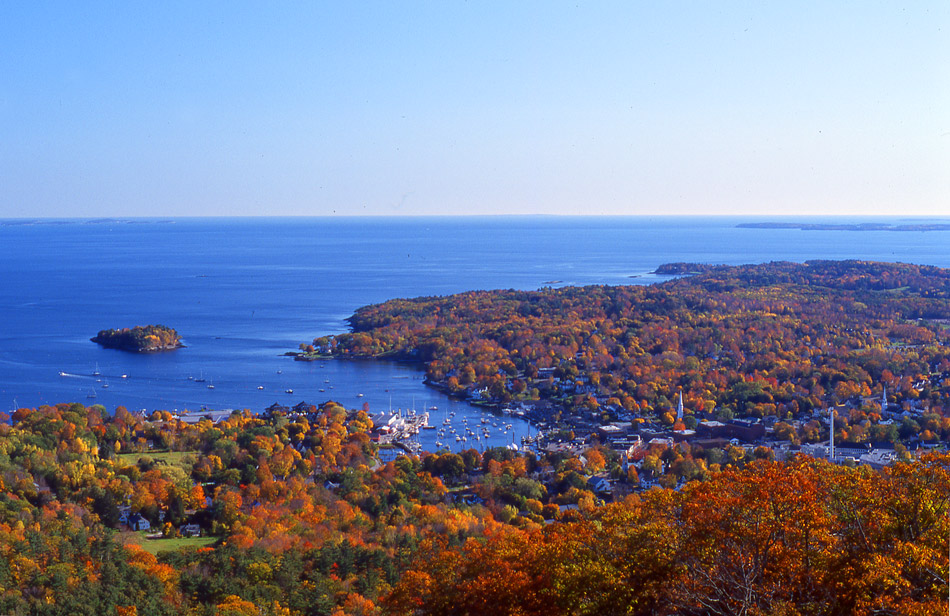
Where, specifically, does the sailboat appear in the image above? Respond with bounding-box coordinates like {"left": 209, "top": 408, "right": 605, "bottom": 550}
{"left": 87, "top": 388, "right": 97, "bottom": 399}
{"left": 195, "top": 371, "right": 206, "bottom": 383}
{"left": 93, "top": 362, "right": 101, "bottom": 377}
{"left": 207, "top": 379, "right": 214, "bottom": 390}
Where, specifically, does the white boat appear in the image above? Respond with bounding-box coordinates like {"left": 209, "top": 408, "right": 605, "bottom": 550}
{"left": 93, "top": 363, "right": 101, "bottom": 377}
{"left": 86, "top": 388, "right": 97, "bottom": 399}
{"left": 285, "top": 389, "right": 294, "bottom": 394}
{"left": 257, "top": 385, "right": 264, "bottom": 390}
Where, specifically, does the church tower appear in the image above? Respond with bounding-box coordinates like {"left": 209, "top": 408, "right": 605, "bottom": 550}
{"left": 881, "top": 386, "right": 888, "bottom": 416}
{"left": 676, "top": 391, "right": 684, "bottom": 422}
{"left": 828, "top": 407, "right": 835, "bottom": 462}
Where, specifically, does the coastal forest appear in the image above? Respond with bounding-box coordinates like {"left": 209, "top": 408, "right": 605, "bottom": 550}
{"left": 2, "top": 260, "right": 949, "bottom": 615}
{"left": 0, "top": 402, "right": 946, "bottom": 615}
{"left": 314, "top": 260, "right": 950, "bottom": 445}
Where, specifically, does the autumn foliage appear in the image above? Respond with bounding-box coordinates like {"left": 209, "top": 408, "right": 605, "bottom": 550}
{"left": 91, "top": 324, "right": 183, "bottom": 352}
{"left": 0, "top": 399, "right": 947, "bottom": 615}
{"left": 5, "top": 260, "right": 950, "bottom": 614}
{"left": 386, "top": 454, "right": 950, "bottom": 616}
{"left": 319, "top": 261, "right": 950, "bottom": 429}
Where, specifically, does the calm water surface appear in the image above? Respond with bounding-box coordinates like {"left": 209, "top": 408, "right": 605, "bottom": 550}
{"left": 1, "top": 216, "right": 948, "bottom": 452}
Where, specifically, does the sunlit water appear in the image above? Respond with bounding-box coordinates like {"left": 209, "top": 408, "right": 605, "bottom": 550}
{"left": 2, "top": 216, "right": 948, "bottom": 452}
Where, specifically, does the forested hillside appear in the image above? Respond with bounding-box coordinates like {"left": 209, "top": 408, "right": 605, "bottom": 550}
{"left": 314, "top": 261, "right": 950, "bottom": 439}
{"left": 0, "top": 403, "right": 946, "bottom": 615}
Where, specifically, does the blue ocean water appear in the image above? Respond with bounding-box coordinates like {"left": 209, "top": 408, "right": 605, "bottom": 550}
{"left": 1, "top": 216, "right": 948, "bottom": 451}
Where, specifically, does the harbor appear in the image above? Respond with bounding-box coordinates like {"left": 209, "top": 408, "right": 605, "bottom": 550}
{"left": 368, "top": 401, "right": 538, "bottom": 455}
{"left": 46, "top": 354, "right": 539, "bottom": 456}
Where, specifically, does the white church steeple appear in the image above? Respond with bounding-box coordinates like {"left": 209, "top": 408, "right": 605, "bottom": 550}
{"left": 828, "top": 407, "right": 835, "bottom": 462}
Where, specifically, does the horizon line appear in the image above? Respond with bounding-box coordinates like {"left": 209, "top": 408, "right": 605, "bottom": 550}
{"left": 3, "top": 213, "right": 949, "bottom": 221}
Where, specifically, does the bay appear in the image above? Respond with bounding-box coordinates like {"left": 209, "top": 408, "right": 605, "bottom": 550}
{"left": 1, "top": 215, "right": 948, "bottom": 453}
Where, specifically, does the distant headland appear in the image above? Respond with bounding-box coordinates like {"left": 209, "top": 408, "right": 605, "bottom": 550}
{"left": 737, "top": 222, "right": 950, "bottom": 232}
{"left": 91, "top": 324, "right": 183, "bottom": 352}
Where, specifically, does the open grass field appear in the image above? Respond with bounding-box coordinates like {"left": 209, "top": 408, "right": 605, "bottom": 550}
{"left": 116, "top": 450, "right": 196, "bottom": 472}
{"left": 128, "top": 532, "right": 218, "bottom": 555}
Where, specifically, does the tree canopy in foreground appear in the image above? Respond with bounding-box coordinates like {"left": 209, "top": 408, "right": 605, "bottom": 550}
{"left": 0, "top": 401, "right": 946, "bottom": 615}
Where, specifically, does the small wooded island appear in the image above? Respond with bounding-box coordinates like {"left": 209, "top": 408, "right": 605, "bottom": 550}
{"left": 91, "top": 324, "right": 183, "bottom": 352}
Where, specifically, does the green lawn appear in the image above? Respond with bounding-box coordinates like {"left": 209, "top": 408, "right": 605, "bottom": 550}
{"left": 117, "top": 450, "right": 196, "bottom": 472}
{"left": 129, "top": 532, "right": 218, "bottom": 555}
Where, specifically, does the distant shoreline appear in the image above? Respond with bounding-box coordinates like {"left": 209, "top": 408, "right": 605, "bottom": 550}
{"left": 738, "top": 222, "right": 950, "bottom": 232}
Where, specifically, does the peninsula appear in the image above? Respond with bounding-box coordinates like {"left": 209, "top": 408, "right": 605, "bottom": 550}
{"left": 91, "top": 324, "right": 183, "bottom": 352}
{"left": 309, "top": 260, "right": 950, "bottom": 441}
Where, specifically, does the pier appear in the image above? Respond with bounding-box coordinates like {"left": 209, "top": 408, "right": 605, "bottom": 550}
{"left": 371, "top": 409, "right": 429, "bottom": 446}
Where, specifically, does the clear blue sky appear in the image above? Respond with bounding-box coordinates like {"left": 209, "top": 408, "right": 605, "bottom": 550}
{"left": 1, "top": 2, "right": 947, "bottom": 217}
